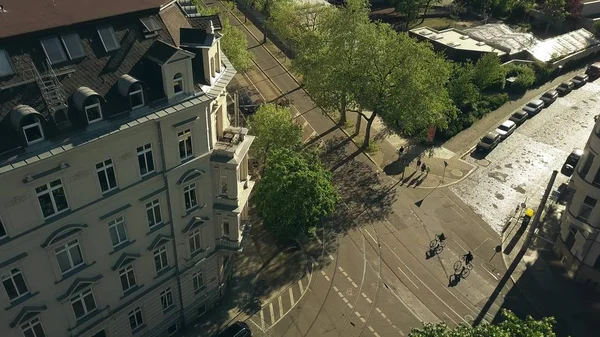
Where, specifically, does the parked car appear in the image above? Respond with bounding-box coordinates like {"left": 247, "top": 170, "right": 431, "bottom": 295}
{"left": 495, "top": 120, "right": 516, "bottom": 140}
{"left": 523, "top": 99, "right": 545, "bottom": 117}
{"left": 556, "top": 81, "right": 574, "bottom": 96}
{"left": 586, "top": 62, "right": 600, "bottom": 80}
{"left": 509, "top": 110, "right": 529, "bottom": 125}
{"left": 572, "top": 74, "right": 589, "bottom": 88}
{"left": 561, "top": 149, "right": 584, "bottom": 177}
{"left": 217, "top": 322, "right": 252, "bottom": 337}
{"left": 540, "top": 90, "right": 558, "bottom": 106}
{"left": 477, "top": 132, "right": 501, "bottom": 152}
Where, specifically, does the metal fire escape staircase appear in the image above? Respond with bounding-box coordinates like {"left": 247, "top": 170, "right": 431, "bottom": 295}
{"left": 32, "top": 61, "right": 68, "bottom": 119}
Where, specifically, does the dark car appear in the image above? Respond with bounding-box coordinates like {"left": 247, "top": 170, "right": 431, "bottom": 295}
{"left": 509, "top": 110, "right": 528, "bottom": 125}
{"left": 572, "top": 74, "right": 589, "bottom": 88}
{"left": 586, "top": 62, "right": 600, "bottom": 80}
{"left": 522, "top": 99, "right": 545, "bottom": 117}
{"left": 561, "top": 149, "right": 584, "bottom": 177}
{"left": 540, "top": 90, "right": 558, "bottom": 106}
{"left": 556, "top": 81, "right": 574, "bottom": 96}
{"left": 238, "top": 92, "right": 258, "bottom": 114}
{"left": 217, "top": 322, "right": 252, "bottom": 337}
{"left": 477, "top": 132, "right": 501, "bottom": 152}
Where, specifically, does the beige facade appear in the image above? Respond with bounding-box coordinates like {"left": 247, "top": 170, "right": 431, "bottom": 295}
{"left": 0, "top": 14, "right": 253, "bottom": 337}
{"left": 554, "top": 117, "right": 600, "bottom": 288}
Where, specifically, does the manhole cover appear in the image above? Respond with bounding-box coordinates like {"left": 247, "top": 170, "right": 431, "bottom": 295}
{"left": 476, "top": 159, "right": 491, "bottom": 167}
{"left": 450, "top": 169, "right": 463, "bottom": 178}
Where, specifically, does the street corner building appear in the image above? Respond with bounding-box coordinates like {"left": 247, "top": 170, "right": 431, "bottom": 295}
{"left": 0, "top": 1, "right": 254, "bottom": 336}
{"left": 554, "top": 115, "right": 600, "bottom": 288}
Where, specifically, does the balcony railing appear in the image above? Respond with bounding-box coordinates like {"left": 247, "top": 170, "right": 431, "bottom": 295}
{"left": 215, "top": 221, "right": 251, "bottom": 252}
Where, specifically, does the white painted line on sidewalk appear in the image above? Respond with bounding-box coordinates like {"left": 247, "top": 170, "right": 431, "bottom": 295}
{"left": 289, "top": 288, "right": 295, "bottom": 305}
{"left": 354, "top": 311, "right": 361, "bottom": 318}
{"left": 260, "top": 308, "right": 265, "bottom": 329}
{"left": 343, "top": 297, "right": 349, "bottom": 303}
{"left": 341, "top": 271, "right": 348, "bottom": 277}
{"left": 298, "top": 279, "right": 304, "bottom": 293}
{"left": 360, "top": 317, "right": 366, "bottom": 323}
{"left": 443, "top": 312, "right": 459, "bottom": 326}
{"left": 381, "top": 312, "right": 387, "bottom": 319}
{"left": 368, "top": 326, "right": 375, "bottom": 332}
{"left": 320, "top": 270, "right": 326, "bottom": 276}
{"left": 338, "top": 291, "right": 344, "bottom": 298}
{"left": 480, "top": 264, "right": 499, "bottom": 280}
{"left": 324, "top": 275, "right": 331, "bottom": 281}
{"left": 399, "top": 330, "right": 405, "bottom": 336}
{"left": 364, "top": 228, "right": 378, "bottom": 244}
{"left": 347, "top": 276, "right": 354, "bottom": 283}
{"left": 269, "top": 303, "right": 275, "bottom": 324}
{"left": 374, "top": 332, "right": 381, "bottom": 337}
{"left": 333, "top": 286, "right": 339, "bottom": 292}
{"left": 347, "top": 302, "right": 353, "bottom": 309}
{"left": 329, "top": 254, "right": 335, "bottom": 261}
{"left": 278, "top": 296, "right": 284, "bottom": 317}
{"left": 397, "top": 266, "right": 420, "bottom": 289}
{"left": 361, "top": 293, "right": 367, "bottom": 298}
{"left": 338, "top": 267, "right": 344, "bottom": 272}
{"left": 365, "top": 297, "right": 372, "bottom": 304}
{"left": 375, "top": 307, "right": 382, "bottom": 314}
{"left": 351, "top": 281, "right": 358, "bottom": 288}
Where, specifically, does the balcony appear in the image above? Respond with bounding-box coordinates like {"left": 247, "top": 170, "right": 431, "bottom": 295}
{"left": 215, "top": 221, "right": 251, "bottom": 252}
{"left": 212, "top": 127, "right": 254, "bottom": 162}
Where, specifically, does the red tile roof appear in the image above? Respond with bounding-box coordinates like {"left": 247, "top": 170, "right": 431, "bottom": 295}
{"left": 0, "top": 0, "right": 167, "bottom": 39}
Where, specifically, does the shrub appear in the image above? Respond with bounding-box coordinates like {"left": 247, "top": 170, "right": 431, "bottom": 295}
{"left": 483, "top": 93, "right": 510, "bottom": 110}
{"left": 505, "top": 63, "right": 536, "bottom": 93}
{"left": 531, "top": 61, "right": 554, "bottom": 84}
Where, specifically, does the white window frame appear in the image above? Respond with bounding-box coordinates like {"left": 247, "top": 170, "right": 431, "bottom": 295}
{"left": 130, "top": 87, "right": 145, "bottom": 109}
{"left": 178, "top": 129, "right": 193, "bottom": 160}
{"left": 119, "top": 264, "right": 137, "bottom": 292}
{"left": 183, "top": 183, "right": 198, "bottom": 212}
{"left": 85, "top": 102, "right": 103, "bottom": 124}
{"left": 20, "top": 317, "right": 47, "bottom": 337}
{"left": 0, "top": 215, "right": 7, "bottom": 238}
{"left": 160, "top": 287, "right": 174, "bottom": 311}
{"left": 192, "top": 271, "right": 204, "bottom": 291}
{"left": 189, "top": 229, "right": 201, "bottom": 254}
{"left": 35, "top": 179, "right": 69, "bottom": 219}
{"left": 128, "top": 306, "right": 144, "bottom": 331}
{"left": 137, "top": 143, "right": 155, "bottom": 177}
{"left": 96, "top": 159, "right": 117, "bottom": 193}
{"left": 173, "top": 73, "right": 184, "bottom": 95}
{"left": 153, "top": 246, "right": 169, "bottom": 273}
{"left": 55, "top": 239, "right": 84, "bottom": 274}
{"left": 146, "top": 199, "right": 163, "bottom": 229}
{"left": 70, "top": 288, "right": 97, "bottom": 320}
{"left": 22, "top": 120, "right": 45, "bottom": 145}
{"left": 108, "top": 216, "right": 128, "bottom": 247}
{"left": 1, "top": 268, "right": 30, "bottom": 301}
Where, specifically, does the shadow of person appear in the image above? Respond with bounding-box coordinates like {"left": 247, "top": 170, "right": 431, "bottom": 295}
{"left": 448, "top": 274, "right": 461, "bottom": 287}
{"left": 425, "top": 249, "right": 436, "bottom": 259}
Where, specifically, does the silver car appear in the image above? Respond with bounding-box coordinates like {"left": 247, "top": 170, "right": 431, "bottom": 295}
{"left": 495, "top": 120, "right": 516, "bottom": 140}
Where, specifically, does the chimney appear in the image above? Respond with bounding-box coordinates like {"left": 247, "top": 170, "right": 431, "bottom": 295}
{"left": 207, "top": 20, "right": 215, "bottom": 35}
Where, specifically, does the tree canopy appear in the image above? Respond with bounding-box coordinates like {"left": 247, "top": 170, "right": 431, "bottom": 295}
{"left": 254, "top": 148, "right": 339, "bottom": 242}
{"left": 409, "top": 309, "right": 558, "bottom": 337}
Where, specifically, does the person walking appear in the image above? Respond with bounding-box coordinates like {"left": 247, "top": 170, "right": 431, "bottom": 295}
{"left": 398, "top": 146, "right": 405, "bottom": 157}
{"left": 421, "top": 163, "right": 426, "bottom": 174}
{"left": 426, "top": 165, "right": 431, "bottom": 176}
{"left": 416, "top": 158, "right": 422, "bottom": 169}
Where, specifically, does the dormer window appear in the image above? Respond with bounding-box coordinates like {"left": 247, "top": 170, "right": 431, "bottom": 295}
{"left": 23, "top": 118, "right": 44, "bottom": 145}
{"left": 73, "top": 87, "right": 105, "bottom": 125}
{"left": 85, "top": 99, "right": 103, "bottom": 124}
{"left": 173, "top": 73, "right": 184, "bottom": 95}
{"left": 9, "top": 105, "right": 46, "bottom": 147}
{"left": 118, "top": 74, "right": 147, "bottom": 110}
{"left": 130, "top": 84, "right": 144, "bottom": 109}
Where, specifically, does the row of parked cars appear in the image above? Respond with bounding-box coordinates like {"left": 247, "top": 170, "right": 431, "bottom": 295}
{"left": 476, "top": 72, "right": 590, "bottom": 152}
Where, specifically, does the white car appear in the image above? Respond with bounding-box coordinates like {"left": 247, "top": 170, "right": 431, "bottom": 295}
{"left": 495, "top": 120, "right": 516, "bottom": 140}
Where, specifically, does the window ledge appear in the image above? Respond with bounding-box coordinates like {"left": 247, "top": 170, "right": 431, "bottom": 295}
{"left": 120, "top": 284, "right": 144, "bottom": 300}
{"left": 154, "top": 266, "right": 175, "bottom": 280}
{"left": 67, "top": 308, "right": 104, "bottom": 332}
{"left": 194, "top": 286, "right": 206, "bottom": 295}
{"left": 182, "top": 204, "right": 206, "bottom": 218}
{"left": 146, "top": 222, "right": 169, "bottom": 236}
{"left": 0, "top": 236, "right": 10, "bottom": 247}
{"left": 162, "top": 305, "right": 175, "bottom": 315}
{"left": 132, "top": 324, "right": 147, "bottom": 335}
{"left": 180, "top": 156, "right": 194, "bottom": 165}
{"left": 186, "top": 249, "right": 205, "bottom": 261}
{"left": 4, "top": 291, "right": 40, "bottom": 311}
{"left": 55, "top": 261, "right": 97, "bottom": 284}
{"left": 43, "top": 209, "right": 74, "bottom": 226}
{"left": 109, "top": 240, "right": 136, "bottom": 255}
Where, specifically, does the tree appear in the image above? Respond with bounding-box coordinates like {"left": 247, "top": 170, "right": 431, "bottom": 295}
{"left": 254, "top": 148, "right": 339, "bottom": 242}
{"left": 447, "top": 62, "right": 480, "bottom": 111}
{"left": 471, "top": 53, "right": 506, "bottom": 90}
{"left": 247, "top": 103, "right": 303, "bottom": 165}
{"left": 268, "top": 0, "right": 331, "bottom": 48}
{"left": 388, "top": 0, "right": 441, "bottom": 30}
{"left": 538, "top": 0, "right": 567, "bottom": 34}
{"left": 566, "top": 0, "right": 583, "bottom": 19}
{"left": 409, "top": 309, "right": 558, "bottom": 337}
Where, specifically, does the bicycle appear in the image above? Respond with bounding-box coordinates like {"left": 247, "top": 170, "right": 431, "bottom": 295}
{"left": 453, "top": 255, "right": 474, "bottom": 278}
{"left": 429, "top": 236, "right": 446, "bottom": 254}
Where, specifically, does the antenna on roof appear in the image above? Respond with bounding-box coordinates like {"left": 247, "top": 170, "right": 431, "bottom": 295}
{"left": 207, "top": 20, "right": 215, "bottom": 35}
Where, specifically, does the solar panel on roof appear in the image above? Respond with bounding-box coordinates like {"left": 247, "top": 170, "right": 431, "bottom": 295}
{"left": 97, "top": 25, "right": 120, "bottom": 52}
{"left": 0, "top": 49, "right": 14, "bottom": 77}
{"left": 140, "top": 17, "right": 162, "bottom": 33}
{"left": 40, "top": 36, "right": 68, "bottom": 65}
{"left": 61, "top": 32, "right": 86, "bottom": 60}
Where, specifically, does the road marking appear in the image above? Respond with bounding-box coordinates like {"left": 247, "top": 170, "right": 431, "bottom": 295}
{"left": 473, "top": 238, "right": 490, "bottom": 252}
{"left": 480, "top": 264, "right": 499, "bottom": 280}
{"left": 289, "top": 288, "right": 295, "bottom": 304}
{"left": 375, "top": 307, "right": 382, "bottom": 313}
{"left": 347, "top": 302, "right": 353, "bottom": 309}
{"left": 302, "top": 121, "right": 309, "bottom": 128}
{"left": 338, "top": 291, "right": 344, "bottom": 298}
{"left": 383, "top": 278, "right": 423, "bottom": 321}
{"left": 444, "top": 312, "right": 459, "bottom": 326}
{"left": 338, "top": 267, "right": 344, "bottom": 272}
{"left": 361, "top": 293, "right": 367, "bottom": 298}
{"left": 360, "top": 317, "right": 366, "bottom": 323}
{"left": 298, "top": 279, "right": 304, "bottom": 293}
{"left": 374, "top": 332, "right": 381, "bottom": 337}
{"left": 351, "top": 281, "right": 358, "bottom": 288}
{"left": 449, "top": 238, "right": 468, "bottom": 253}
{"left": 329, "top": 254, "right": 335, "bottom": 261}
{"left": 269, "top": 303, "right": 275, "bottom": 324}
{"left": 278, "top": 296, "right": 284, "bottom": 317}
{"left": 365, "top": 297, "right": 372, "bottom": 304}
{"left": 343, "top": 297, "right": 349, "bottom": 303}
{"left": 333, "top": 286, "right": 339, "bottom": 292}
{"left": 381, "top": 312, "right": 387, "bottom": 319}
{"left": 355, "top": 311, "right": 361, "bottom": 318}
{"left": 260, "top": 308, "right": 265, "bottom": 329}
{"left": 320, "top": 270, "right": 327, "bottom": 276}
{"left": 342, "top": 271, "right": 348, "bottom": 277}
{"left": 397, "top": 266, "right": 420, "bottom": 289}
{"left": 364, "top": 228, "right": 378, "bottom": 243}
{"left": 368, "top": 326, "right": 375, "bottom": 332}
{"left": 347, "top": 276, "right": 354, "bottom": 283}
{"left": 324, "top": 275, "right": 331, "bottom": 281}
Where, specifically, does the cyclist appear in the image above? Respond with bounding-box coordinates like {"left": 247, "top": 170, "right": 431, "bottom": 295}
{"left": 464, "top": 251, "right": 474, "bottom": 265}
{"left": 437, "top": 233, "right": 446, "bottom": 242}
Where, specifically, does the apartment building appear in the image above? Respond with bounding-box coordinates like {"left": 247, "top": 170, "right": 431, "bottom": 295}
{"left": 0, "top": 1, "right": 254, "bottom": 337}
{"left": 554, "top": 118, "right": 600, "bottom": 288}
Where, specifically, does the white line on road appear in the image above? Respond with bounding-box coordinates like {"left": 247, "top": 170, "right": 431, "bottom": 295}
{"left": 480, "top": 264, "right": 499, "bottom": 280}
{"left": 260, "top": 308, "right": 265, "bottom": 329}
{"left": 365, "top": 297, "right": 372, "bottom": 304}
{"left": 368, "top": 326, "right": 375, "bottom": 332}
{"left": 342, "top": 271, "right": 348, "bottom": 277}
{"left": 383, "top": 277, "right": 423, "bottom": 321}
{"left": 360, "top": 317, "right": 366, "bottom": 323}
{"left": 298, "top": 279, "right": 304, "bottom": 293}
{"left": 338, "top": 267, "right": 344, "bottom": 272}
{"left": 374, "top": 332, "right": 381, "bottom": 337}
{"left": 364, "top": 228, "right": 378, "bottom": 243}
{"left": 343, "top": 297, "right": 349, "bottom": 303}
{"left": 320, "top": 270, "right": 326, "bottom": 276}
{"left": 355, "top": 311, "right": 361, "bottom": 318}
{"left": 338, "top": 291, "right": 344, "bottom": 298}
{"left": 375, "top": 307, "right": 382, "bottom": 314}
{"left": 324, "top": 275, "right": 331, "bottom": 281}
{"left": 450, "top": 238, "right": 468, "bottom": 253}
{"left": 473, "top": 238, "right": 490, "bottom": 253}
{"left": 289, "top": 288, "right": 295, "bottom": 305}
{"left": 269, "top": 303, "right": 275, "bottom": 324}
{"left": 329, "top": 254, "right": 335, "bottom": 261}
{"left": 397, "top": 266, "right": 420, "bottom": 289}
{"left": 361, "top": 293, "right": 367, "bottom": 298}
{"left": 347, "top": 276, "right": 354, "bottom": 283}
{"left": 381, "top": 312, "right": 387, "bottom": 319}
{"left": 278, "top": 296, "right": 283, "bottom": 317}
{"left": 333, "top": 286, "right": 339, "bottom": 292}
{"left": 347, "top": 302, "right": 353, "bottom": 309}
{"left": 443, "top": 312, "right": 459, "bottom": 326}
{"left": 351, "top": 281, "right": 358, "bottom": 288}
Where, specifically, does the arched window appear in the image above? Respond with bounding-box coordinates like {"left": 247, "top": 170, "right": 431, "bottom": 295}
{"left": 173, "top": 73, "right": 183, "bottom": 95}
{"left": 85, "top": 97, "right": 103, "bottom": 124}
{"left": 22, "top": 117, "right": 44, "bottom": 145}
{"left": 129, "top": 83, "right": 144, "bottom": 109}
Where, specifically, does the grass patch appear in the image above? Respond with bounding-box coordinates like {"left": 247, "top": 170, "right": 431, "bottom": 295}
{"left": 343, "top": 119, "right": 354, "bottom": 130}
{"left": 354, "top": 136, "right": 379, "bottom": 155}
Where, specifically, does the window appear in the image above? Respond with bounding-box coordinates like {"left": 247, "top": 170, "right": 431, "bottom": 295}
{"left": 96, "top": 159, "right": 117, "bottom": 193}
{"left": 167, "top": 323, "right": 178, "bottom": 336}
{"left": 183, "top": 183, "right": 198, "bottom": 211}
{"left": 140, "top": 17, "right": 162, "bottom": 33}
{"left": 220, "top": 171, "right": 228, "bottom": 195}
{"left": 35, "top": 179, "right": 69, "bottom": 218}
{"left": 21, "top": 317, "right": 46, "bottom": 337}
{"left": 22, "top": 119, "right": 45, "bottom": 145}
{"left": 579, "top": 153, "right": 595, "bottom": 178}
{"left": 137, "top": 144, "right": 155, "bottom": 177}
{"left": 2, "top": 268, "right": 29, "bottom": 301}
{"left": 108, "top": 216, "right": 128, "bottom": 247}
{"left": 178, "top": 129, "right": 193, "bottom": 160}
{"left": 593, "top": 168, "right": 600, "bottom": 186}
{"left": 85, "top": 101, "right": 103, "bottom": 124}
{"left": 160, "top": 287, "right": 174, "bottom": 311}
{"left": 128, "top": 307, "right": 144, "bottom": 331}
{"left": 130, "top": 84, "right": 144, "bottom": 109}
{"left": 153, "top": 246, "right": 168, "bottom": 273}
{"left": 61, "top": 32, "right": 85, "bottom": 59}
{"left": 146, "top": 199, "right": 163, "bottom": 229}
{"left": 0, "top": 49, "right": 14, "bottom": 77}
{"left": 40, "top": 36, "right": 68, "bottom": 65}
{"left": 173, "top": 73, "right": 184, "bottom": 95}
{"left": 192, "top": 271, "right": 204, "bottom": 291}
{"left": 71, "top": 288, "right": 97, "bottom": 320}
{"left": 189, "top": 229, "right": 201, "bottom": 254}
{"left": 119, "top": 265, "right": 137, "bottom": 292}
{"left": 222, "top": 220, "right": 230, "bottom": 237}
{"left": 97, "top": 26, "right": 120, "bottom": 52}
{"left": 0, "top": 215, "right": 7, "bottom": 238}
{"left": 578, "top": 196, "right": 597, "bottom": 222}
{"left": 55, "top": 239, "right": 84, "bottom": 274}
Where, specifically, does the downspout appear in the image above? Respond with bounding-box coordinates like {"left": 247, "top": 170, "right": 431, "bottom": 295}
{"left": 156, "top": 121, "right": 186, "bottom": 329}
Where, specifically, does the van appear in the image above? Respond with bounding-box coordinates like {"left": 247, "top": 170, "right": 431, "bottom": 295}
{"left": 586, "top": 62, "right": 600, "bottom": 79}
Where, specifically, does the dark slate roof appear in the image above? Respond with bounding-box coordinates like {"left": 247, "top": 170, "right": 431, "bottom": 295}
{"left": 146, "top": 40, "right": 181, "bottom": 64}
{"left": 187, "top": 15, "right": 223, "bottom": 31}
{"left": 0, "top": 0, "right": 167, "bottom": 39}
{"left": 180, "top": 28, "right": 215, "bottom": 47}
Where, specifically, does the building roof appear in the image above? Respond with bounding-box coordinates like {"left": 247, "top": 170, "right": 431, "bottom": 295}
{"left": 0, "top": 0, "right": 167, "bottom": 39}
{"left": 526, "top": 29, "right": 600, "bottom": 63}
{"left": 464, "top": 24, "right": 541, "bottom": 55}
{"left": 410, "top": 27, "right": 506, "bottom": 56}
{"left": 187, "top": 15, "right": 223, "bottom": 32}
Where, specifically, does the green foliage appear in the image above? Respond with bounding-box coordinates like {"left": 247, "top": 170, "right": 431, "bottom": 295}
{"left": 388, "top": 0, "right": 441, "bottom": 29}
{"left": 506, "top": 63, "right": 536, "bottom": 93}
{"left": 248, "top": 103, "right": 303, "bottom": 164}
{"left": 447, "top": 62, "right": 480, "bottom": 111}
{"left": 254, "top": 148, "right": 339, "bottom": 242}
{"left": 409, "top": 309, "right": 557, "bottom": 337}
{"left": 593, "top": 20, "right": 600, "bottom": 36}
{"left": 268, "top": 0, "right": 330, "bottom": 47}
{"left": 531, "top": 61, "right": 554, "bottom": 84}
{"left": 471, "top": 53, "right": 506, "bottom": 91}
